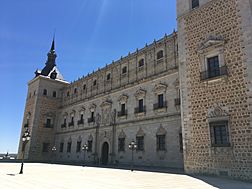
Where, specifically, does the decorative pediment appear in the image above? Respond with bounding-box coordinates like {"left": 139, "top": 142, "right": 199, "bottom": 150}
{"left": 136, "top": 128, "right": 145, "bottom": 137}
{"left": 100, "top": 100, "right": 112, "bottom": 108}
{"left": 88, "top": 134, "right": 93, "bottom": 141}
{"left": 77, "top": 136, "right": 82, "bottom": 142}
{"left": 118, "top": 94, "right": 128, "bottom": 103}
{"left": 198, "top": 35, "right": 225, "bottom": 53}
{"left": 208, "top": 104, "right": 229, "bottom": 118}
{"left": 135, "top": 89, "right": 146, "bottom": 99}
{"left": 89, "top": 104, "right": 96, "bottom": 112}
{"left": 78, "top": 106, "right": 85, "bottom": 114}
{"left": 70, "top": 110, "right": 76, "bottom": 116}
{"left": 156, "top": 125, "right": 167, "bottom": 136}
{"left": 44, "top": 111, "right": 55, "bottom": 117}
{"left": 118, "top": 130, "right": 126, "bottom": 139}
{"left": 153, "top": 83, "right": 167, "bottom": 94}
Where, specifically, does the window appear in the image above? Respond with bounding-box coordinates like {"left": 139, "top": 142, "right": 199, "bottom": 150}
{"left": 60, "top": 143, "right": 64, "bottom": 152}
{"left": 136, "top": 136, "right": 144, "bottom": 151}
{"left": 83, "top": 84, "right": 86, "bottom": 90}
{"left": 157, "top": 135, "right": 166, "bottom": 151}
{"left": 78, "top": 114, "right": 84, "bottom": 125}
{"left": 88, "top": 112, "right": 95, "bottom": 123}
{"left": 121, "top": 104, "right": 126, "bottom": 115}
{"left": 158, "top": 94, "right": 164, "bottom": 108}
{"left": 138, "top": 99, "right": 144, "bottom": 112}
{"left": 107, "top": 73, "right": 111, "bottom": 80}
{"left": 207, "top": 56, "right": 220, "bottom": 78}
{"left": 45, "top": 118, "right": 52, "bottom": 128}
{"left": 93, "top": 80, "right": 97, "bottom": 86}
{"left": 42, "top": 143, "right": 50, "bottom": 152}
{"left": 157, "top": 50, "right": 164, "bottom": 60}
{"left": 192, "top": 0, "right": 199, "bottom": 9}
{"left": 67, "top": 91, "right": 70, "bottom": 97}
{"left": 179, "top": 133, "right": 183, "bottom": 152}
{"left": 122, "top": 66, "right": 127, "bottom": 74}
{"left": 43, "top": 89, "right": 47, "bottom": 96}
{"left": 210, "top": 121, "right": 230, "bottom": 147}
{"left": 69, "top": 116, "right": 74, "bottom": 126}
{"left": 67, "top": 142, "right": 72, "bottom": 153}
{"left": 53, "top": 91, "right": 57, "bottom": 98}
{"left": 138, "top": 59, "right": 144, "bottom": 67}
{"left": 74, "top": 88, "right": 77, "bottom": 94}
{"left": 87, "top": 140, "right": 92, "bottom": 152}
{"left": 76, "top": 141, "right": 81, "bottom": 153}
{"left": 118, "top": 138, "right": 125, "bottom": 152}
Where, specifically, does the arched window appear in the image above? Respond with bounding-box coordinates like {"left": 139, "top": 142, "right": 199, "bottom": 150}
{"left": 67, "top": 91, "right": 70, "bottom": 97}
{"left": 83, "top": 84, "right": 86, "bottom": 90}
{"left": 93, "top": 80, "right": 97, "bottom": 86}
{"left": 43, "top": 89, "right": 47, "bottom": 96}
{"left": 157, "top": 50, "right": 164, "bottom": 60}
{"left": 107, "top": 73, "right": 111, "bottom": 80}
{"left": 138, "top": 59, "right": 144, "bottom": 67}
{"left": 122, "top": 66, "right": 127, "bottom": 74}
{"left": 74, "top": 88, "right": 77, "bottom": 94}
{"left": 53, "top": 91, "right": 57, "bottom": 98}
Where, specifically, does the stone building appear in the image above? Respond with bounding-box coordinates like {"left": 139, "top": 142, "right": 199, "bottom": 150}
{"left": 18, "top": 0, "right": 252, "bottom": 180}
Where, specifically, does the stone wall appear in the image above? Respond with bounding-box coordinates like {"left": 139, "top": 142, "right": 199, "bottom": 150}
{"left": 178, "top": 0, "right": 252, "bottom": 180}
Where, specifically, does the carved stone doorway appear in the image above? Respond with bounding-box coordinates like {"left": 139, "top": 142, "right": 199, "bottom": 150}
{"left": 101, "top": 142, "right": 109, "bottom": 165}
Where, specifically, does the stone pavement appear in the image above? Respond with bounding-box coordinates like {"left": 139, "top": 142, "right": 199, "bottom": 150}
{"left": 0, "top": 163, "right": 251, "bottom": 189}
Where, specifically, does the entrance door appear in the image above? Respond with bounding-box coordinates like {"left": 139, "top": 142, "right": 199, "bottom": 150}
{"left": 101, "top": 142, "right": 109, "bottom": 165}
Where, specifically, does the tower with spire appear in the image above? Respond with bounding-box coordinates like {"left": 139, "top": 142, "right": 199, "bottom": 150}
{"left": 17, "top": 39, "right": 69, "bottom": 161}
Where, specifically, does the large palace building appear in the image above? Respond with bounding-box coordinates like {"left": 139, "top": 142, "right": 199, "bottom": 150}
{"left": 18, "top": 0, "right": 252, "bottom": 180}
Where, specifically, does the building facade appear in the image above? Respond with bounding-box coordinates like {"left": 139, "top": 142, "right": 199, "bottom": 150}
{"left": 18, "top": 0, "right": 252, "bottom": 180}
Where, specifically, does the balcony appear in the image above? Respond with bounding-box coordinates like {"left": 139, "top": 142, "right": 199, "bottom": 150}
{"left": 153, "top": 101, "right": 167, "bottom": 110}
{"left": 88, "top": 117, "right": 95, "bottom": 123}
{"left": 200, "top": 66, "right": 228, "bottom": 80}
{"left": 117, "top": 110, "right": 128, "bottom": 117}
{"left": 68, "top": 122, "right": 74, "bottom": 127}
{"left": 61, "top": 123, "right": 66, "bottom": 128}
{"left": 174, "top": 98, "right": 181, "bottom": 106}
{"left": 77, "top": 119, "right": 84, "bottom": 125}
{"left": 134, "top": 106, "right": 146, "bottom": 114}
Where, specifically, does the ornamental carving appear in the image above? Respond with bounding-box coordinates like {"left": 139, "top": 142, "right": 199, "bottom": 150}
{"left": 135, "top": 89, "right": 146, "bottom": 99}
{"left": 118, "top": 130, "right": 126, "bottom": 139}
{"left": 100, "top": 100, "right": 112, "bottom": 108}
{"left": 89, "top": 104, "right": 96, "bottom": 112}
{"left": 198, "top": 35, "right": 225, "bottom": 53}
{"left": 88, "top": 134, "right": 93, "bottom": 141}
{"left": 156, "top": 125, "right": 167, "bottom": 136}
{"left": 153, "top": 83, "right": 167, "bottom": 94}
{"left": 78, "top": 106, "right": 85, "bottom": 114}
{"left": 118, "top": 94, "right": 128, "bottom": 103}
{"left": 208, "top": 104, "right": 229, "bottom": 118}
{"left": 136, "top": 128, "right": 145, "bottom": 137}
{"left": 44, "top": 111, "right": 55, "bottom": 117}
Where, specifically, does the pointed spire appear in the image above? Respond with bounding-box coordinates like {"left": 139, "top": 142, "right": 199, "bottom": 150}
{"left": 50, "top": 33, "right": 55, "bottom": 52}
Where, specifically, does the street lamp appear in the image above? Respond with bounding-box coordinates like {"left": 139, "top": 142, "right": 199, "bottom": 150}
{"left": 128, "top": 140, "right": 137, "bottom": 172}
{"left": 82, "top": 144, "right": 88, "bottom": 167}
{"left": 19, "top": 129, "right": 31, "bottom": 174}
{"left": 51, "top": 146, "right": 56, "bottom": 164}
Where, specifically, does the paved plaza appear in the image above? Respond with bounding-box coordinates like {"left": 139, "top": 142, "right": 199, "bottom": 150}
{"left": 0, "top": 163, "right": 251, "bottom": 189}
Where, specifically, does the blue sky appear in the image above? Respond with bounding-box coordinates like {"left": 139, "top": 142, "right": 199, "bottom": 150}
{"left": 0, "top": 0, "right": 176, "bottom": 153}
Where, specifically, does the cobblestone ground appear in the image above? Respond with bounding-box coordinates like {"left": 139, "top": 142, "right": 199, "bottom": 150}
{"left": 0, "top": 163, "right": 251, "bottom": 189}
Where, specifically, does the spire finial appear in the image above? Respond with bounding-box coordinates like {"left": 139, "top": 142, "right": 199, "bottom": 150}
{"left": 50, "top": 33, "right": 55, "bottom": 52}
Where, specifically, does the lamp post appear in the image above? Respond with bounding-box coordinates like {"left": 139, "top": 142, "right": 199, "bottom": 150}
{"left": 51, "top": 146, "right": 56, "bottom": 164}
{"left": 82, "top": 144, "right": 88, "bottom": 167}
{"left": 128, "top": 140, "right": 137, "bottom": 172}
{"left": 19, "top": 129, "right": 31, "bottom": 174}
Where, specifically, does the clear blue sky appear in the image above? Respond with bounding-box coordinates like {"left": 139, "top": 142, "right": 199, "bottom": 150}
{"left": 0, "top": 0, "right": 176, "bottom": 153}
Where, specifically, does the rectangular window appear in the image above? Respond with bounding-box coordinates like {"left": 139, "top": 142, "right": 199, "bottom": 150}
{"left": 67, "top": 142, "right": 72, "bottom": 153}
{"left": 118, "top": 138, "right": 125, "bottom": 152}
{"left": 42, "top": 143, "right": 50, "bottom": 152}
{"left": 138, "top": 99, "right": 144, "bottom": 112}
{"left": 136, "top": 136, "right": 144, "bottom": 151}
{"left": 45, "top": 118, "right": 51, "bottom": 128}
{"left": 88, "top": 140, "right": 92, "bottom": 152}
{"left": 207, "top": 56, "right": 220, "bottom": 78}
{"left": 60, "top": 143, "right": 64, "bottom": 152}
{"left": 122, "top": 66, "right": 127, "bottom": 74}
{"left": 158, "top": 94, "right": 164, "bottom": 108}
{"left": 53, "top": 91, "right": 57, "bottom": 98}
{"left": 76, "top": 141, "right": 81, "bottom": 153}
{"left": 192, "top": 0, "right": 199, "bottom": 9}
{"left": 210, "top": 121, "right": 230, "bottom": 147}
{"left": 157, "top": 135, "right": 166, "bottom": 151}
{"left": 121, "top": 104, "right": 126, "bottom": 115}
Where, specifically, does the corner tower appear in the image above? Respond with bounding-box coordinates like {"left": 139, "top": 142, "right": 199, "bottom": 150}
{"left": 18, "top": 39, "right": 68, "bottom": 161}
{"left": 177, "top": 0, "right": 252, "bottom": 180}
